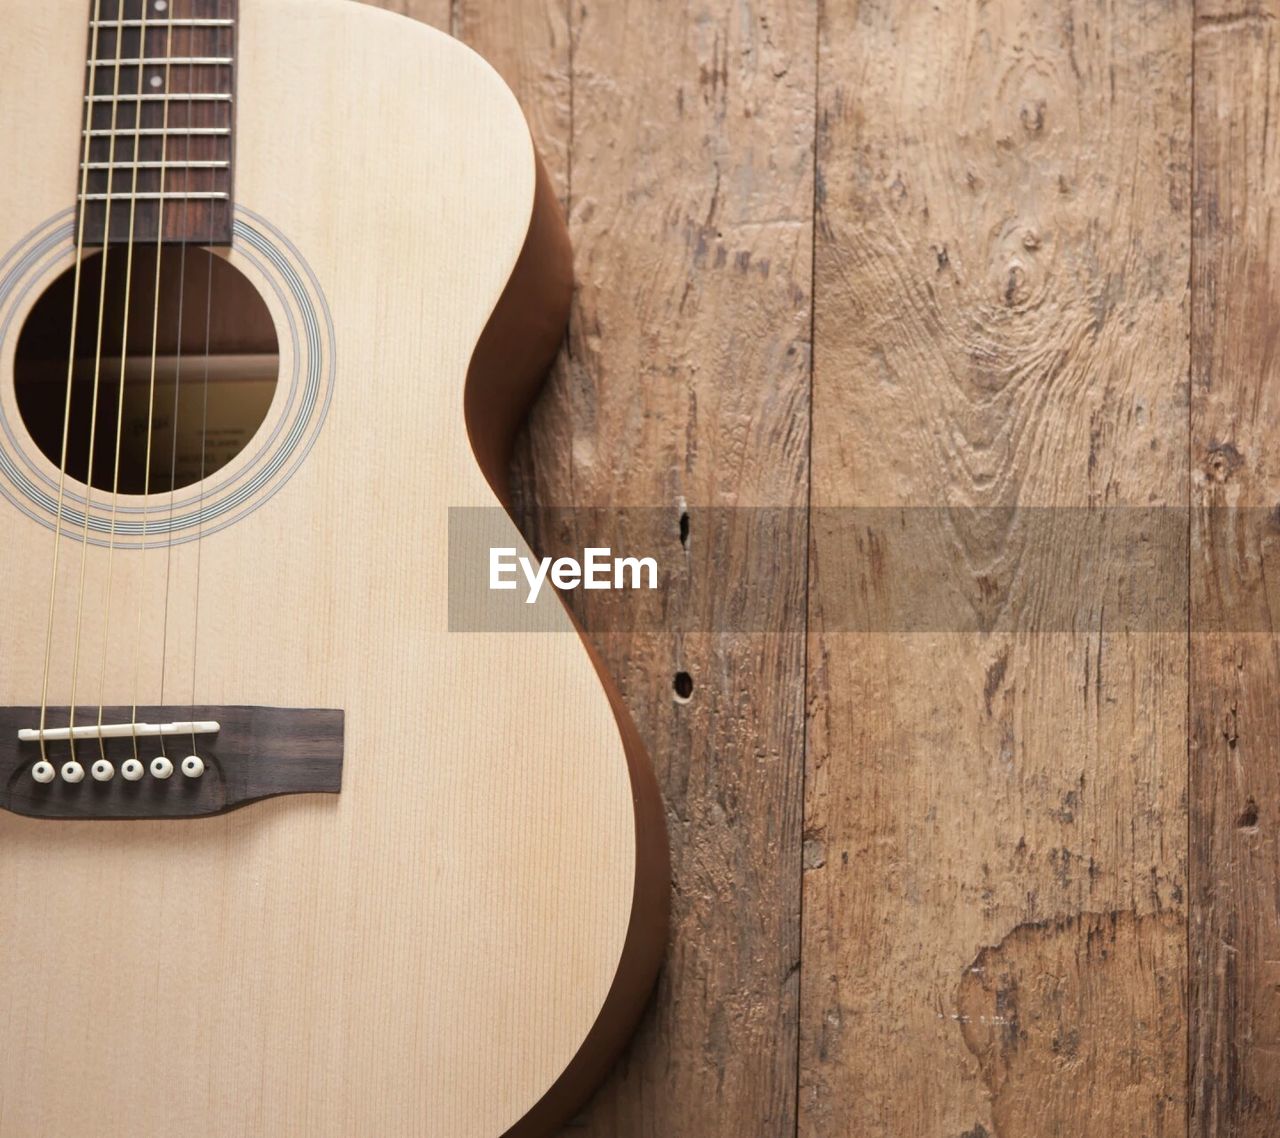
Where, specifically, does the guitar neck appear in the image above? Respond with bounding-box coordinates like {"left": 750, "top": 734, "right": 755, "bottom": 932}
{"left": 79, "top": 0, "right": 237, "bottom": 246}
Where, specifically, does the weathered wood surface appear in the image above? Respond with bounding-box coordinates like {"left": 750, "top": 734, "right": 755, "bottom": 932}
{"left": 1191, "top": 3, "right": 1280, "bottom": 1133}
{"left": 359, "top": 1, "right": 1280, "bottom": 1134}
{"left": 802, "top": 3, "right": 1190, "bottom": 1137}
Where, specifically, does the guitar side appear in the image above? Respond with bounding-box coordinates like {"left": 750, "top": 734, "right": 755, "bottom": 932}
{"left": 0, "top": 1, "right": 668, "bottom": 1135}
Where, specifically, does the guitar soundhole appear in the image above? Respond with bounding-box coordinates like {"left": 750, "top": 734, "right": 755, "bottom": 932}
{"left": 13, "top": 247, "right": 279, "bottom": 495}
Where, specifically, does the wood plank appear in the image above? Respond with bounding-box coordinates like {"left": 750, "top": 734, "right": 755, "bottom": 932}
{"left": 462, "top": 2, "right": 815, "bottom": 1134}
{"left": 1190, "top": 3, "right": 1280, "bottom": 1132}
{"left": 803, "top": 3, "right": 1191, "bottom": 1135}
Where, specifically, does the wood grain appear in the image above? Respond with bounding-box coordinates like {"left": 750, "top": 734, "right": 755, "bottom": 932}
{"left": 803, "top": 4, "right": 1190, "bottom": 1136}
{"left": 1190, "top": 2, "right": 1280, "bottom": 1131}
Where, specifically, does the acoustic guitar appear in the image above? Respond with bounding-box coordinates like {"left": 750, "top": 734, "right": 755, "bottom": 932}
{"left": 0, "top": 1, "right": 668, "bottom": 1135}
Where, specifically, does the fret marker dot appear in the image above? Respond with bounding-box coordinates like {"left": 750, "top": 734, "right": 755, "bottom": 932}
{"left": 155, "top": 1, "right": 168, "bottom": 10}
{"left": 150, "top": 76, "right": 164, "bottom": 90}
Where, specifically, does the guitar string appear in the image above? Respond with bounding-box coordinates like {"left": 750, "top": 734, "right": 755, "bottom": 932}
{"left": 95, "top": 0, "right": 156, "bottom": 763}
{"left": 156, "top": 15, "right": 198, "bottom": 742}
{"left": 189, "top": 19, "right": 220, "bottom": 756}
{"left": 70, "top": 0, "right": 150, "bottom": 771}
{"left": 130, "top": 3, "right": 178, "bottom": 761}
{"left": 36, "top": 0, "right": 112, "bottom": 768}
{"left": 189, "top": 243, "right": 214, "bottom": 758}
{"left": 177, "top": 11, "right": 217, "bottom": 752}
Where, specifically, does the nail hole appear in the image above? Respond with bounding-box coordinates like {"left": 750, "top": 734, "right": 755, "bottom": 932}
{"left": 679, "top": 511, "right": 690, "bottom": 549}
{"left": 1238, "top": 798, "right": 1260, "bottom": 829}
{"left": 673, "top": 672, "right": 694, "bottom": 703}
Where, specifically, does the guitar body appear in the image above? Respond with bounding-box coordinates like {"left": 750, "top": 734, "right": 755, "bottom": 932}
{"left": 0, "top": 2, "right": 668, "bottom": 1136}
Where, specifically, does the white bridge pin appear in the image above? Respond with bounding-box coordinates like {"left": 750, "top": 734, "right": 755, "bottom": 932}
{"left": 31, "top": 761, "right": 55, "bottom": 784}
{"left": 60, "top": 760, "right": 85, "bottom": 784}
{"left": 91, "top": 759, "right": 115, "bottom": 782}
{"left": 121, "top": 758, "right": 145, "bottom": 782}
{"left": 150, "top": 756, "right": 174, "bottom": 780}
{"left": 181, "top": 755, "right": 205, "bottom": 778}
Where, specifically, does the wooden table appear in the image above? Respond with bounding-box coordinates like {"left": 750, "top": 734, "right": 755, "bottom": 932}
{"left": 369, "top": 2, "right": 1276, "bottom": 1134}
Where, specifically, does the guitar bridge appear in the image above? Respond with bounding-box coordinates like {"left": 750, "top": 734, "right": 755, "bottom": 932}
{"left": 0, "top": 706, "right": 343, "bottom": 820}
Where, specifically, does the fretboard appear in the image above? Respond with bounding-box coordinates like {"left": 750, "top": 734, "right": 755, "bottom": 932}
{"left": 79, "top": 0, "right": 237, "bottom": 246}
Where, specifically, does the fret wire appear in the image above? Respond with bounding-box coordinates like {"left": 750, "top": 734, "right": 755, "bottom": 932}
{"left": 80, "top": 192, "right": 231, "bottom": 201}
{"left": 89, "top": 19, "right": 234, "bottom": 26}
{"left": 88, "top": 58, "right": 235, "bottom": 67}
{"left": 86, "top": 94, "right": 234, "bottom": 103}
{"left": 84, "top": 160, "right": 231, "bottom": 169}
{"left": 84, "top": 127, "right": 231, "bottom": 136}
